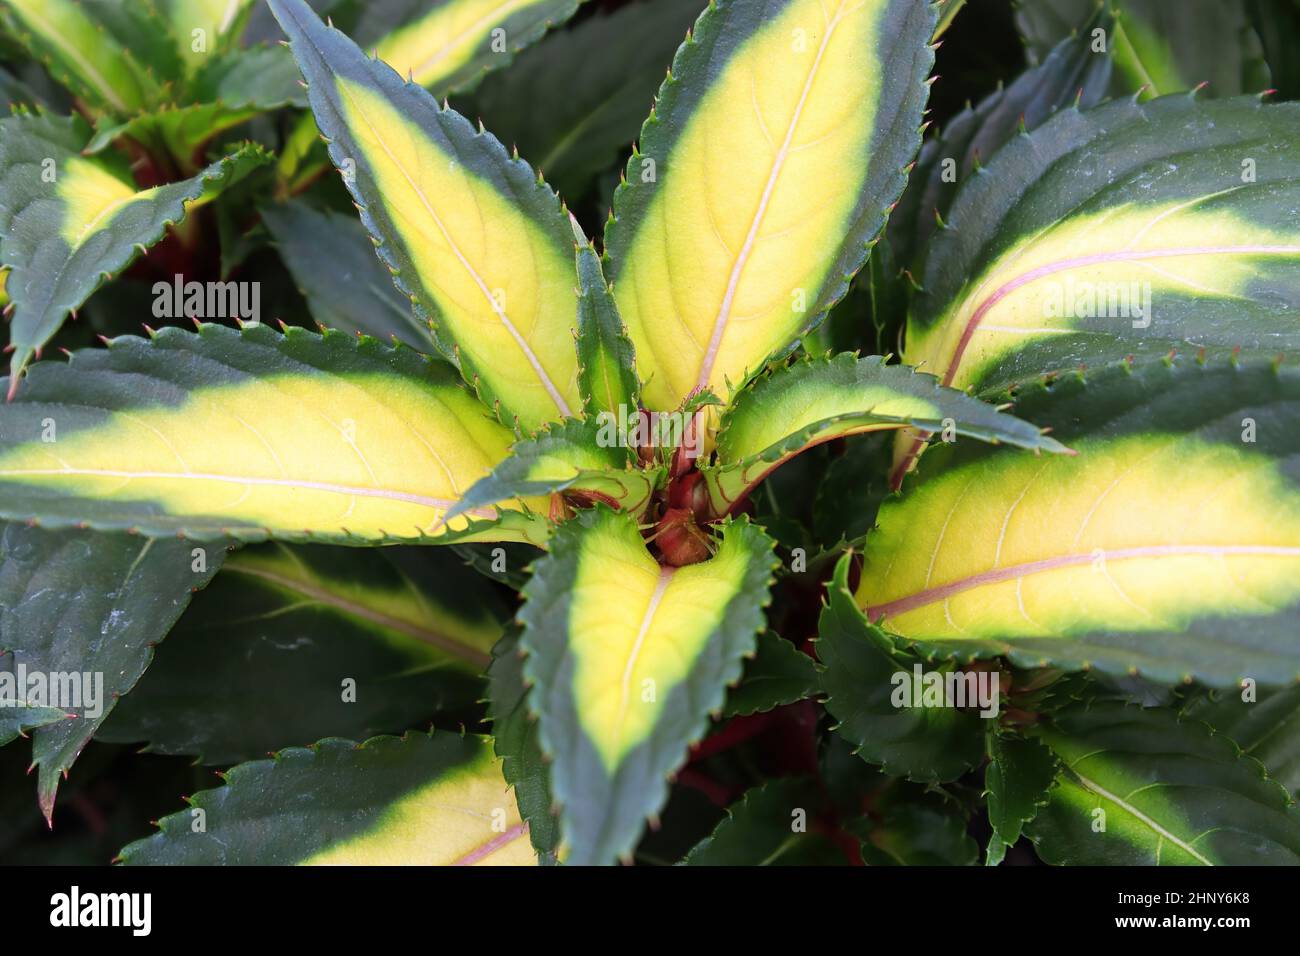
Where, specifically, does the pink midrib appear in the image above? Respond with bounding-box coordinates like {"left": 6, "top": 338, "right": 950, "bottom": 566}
{"left": 939, "top": 244, "right": 1300, "bottom": 388}
{"left": 887, "top": 242, "right": 1300, "bottom": 490}
{"left": 866, "top": 543, "right": 1300, "bottom": 622}
{"left": 452, "top": 822, "right": 529, "bottom": 866}
{"left": 0, "top": 467, "right": 496, "bottom": 519}
{"left": 695, "top": 3, "right": 847, "bottom": 394}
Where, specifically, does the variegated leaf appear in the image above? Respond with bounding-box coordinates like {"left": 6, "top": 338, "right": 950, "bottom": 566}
{"left": 896, "top": 94, "right": 1300, "bottom": 484}
{"left": 271, "top": 0, "right": 583, "bottom": 430}
{"left": 448, "top": 418, "right": 662, "bottom": 521}
{"left": 604, "top": 0, "right": 936, "bottom": 412}
{"left": 118, "top": 731, "right": 538, "bottom": 864}
{"left": 0, "top": 0, "right": 179, "bottom": 115}
{"left": 0, "top": 325, "right": 548, "bottom": 546}
{"left": 702, "top": 353, "right": 1067, "bottom": 516}
{"left": 519, "top": 506, "right": 777, "bottom": 864}
{"left": 861, "top": 356, "right": 1300, "bottom": 688}
{"left": 1028, "top": 702, "right": 1300, "bottom": 865}
{"left": 0, "top": 112, "right": 270, "bottom": 383}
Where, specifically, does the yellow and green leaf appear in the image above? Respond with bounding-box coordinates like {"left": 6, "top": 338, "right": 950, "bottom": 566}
{"left": 0, "top": 0, "right": 180, "bottom": 115}
{"left": 118, "top": 731, "right": 538, "bottom": 865}
{"left": 858, "top": 355, "right": 1300, "bottom": 688}
{"left": 603, "top": 0, "right": 936, "bottom": 412}
{"left": 449, "top": 418, "right": 663, "bottom": 522}
{"left": 271, "top": 0, "right": 583, "bottom": 431}
{"left": 0, "top": 324, "right": 551, "bottom": 546}
{"left": 366, "top": 0, "right": 583, "bottom": 96}
{"left": 99, "top": 543, "right": 507, "bottom": 764}
{"left": 0, "top": 112, "right": 271, "bottom": 384}
{"left": 701, "top": 353, "right": 1068, "bottom": 516}
{"left": 890, "top": 7, "right": 1113, "bottom": 273}
{"left": 904, "top": 95, "right": 1300, "bottom": 399}
{"left": 1027, "top": 702, "right": 1300, "bottom": 865}
{"left": 274, "top": 0, "right": 583, "bottom": 201}
{"left": 895, "top": 94, "right": 1300, "bottom": 485}
{"left": 519, "top": 506, "right": 777, "bottom": 864}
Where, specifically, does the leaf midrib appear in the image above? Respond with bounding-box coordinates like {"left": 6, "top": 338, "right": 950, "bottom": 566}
{"left": 695, "top": 0, "right": 852, "bottom": 394}
{"left": 942, "top": 243, "right": 1300, "bottom": 387}
{"left": 0, "top": 465, "right": 493, "bottom": 518}
{"left": 612, "top": 566, "right": 675, "bottom": 753}
{"left": 1064, "top": 765, "right": 1213, "bottom": 865}
{"left": 226, "top": 561, "right": 492, "bottom": 667}
{"left": 451, "top": 820, "right": 529, "bottom": 865}
{"left": 867, "top": 544, "right": 1300, "bottom": 622}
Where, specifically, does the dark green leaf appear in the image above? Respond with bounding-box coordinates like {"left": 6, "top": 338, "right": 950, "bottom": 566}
{"left": 812, "top": 434, "right": 892, "bottom": 549}
{"left": 817, "top": 553, "right": 987, "bottom": 783}
{"left": 1185, "top": 682, "right": 1300, "bottom": 797}
{"left": 457, "top": 0, "right": 704, "bottom": 199}
{"left": 852, "top": 788, "right": 979, "bottom": 865}
{"left": 487, "top": 628, "right": 559, "bottom": 859}
{"left": 984, "top": 731, "right": 1059, "bottom": 865}
{"left": 1249, "top": 0, "right": 1300, "bottom": 99}
{"left": 1028, "top": 702, "right": 1300, "bottom": 864}
{"left": 0, "top": 523, "right": 223, "bottom": 818}
{"left": 684, "top": 778, "right": 846, "bottom": 865}
{"left": 99, "top": 543, "right": 505, "bottom": 764}
{"left": 723, "top": 630, "right": 818, "bottom": 718}
{"left": 1014, "top": 0, "right": 1269, "bottom": 98}
{"left": 261, "top": 199, "right": 432, "bottom": 349}
{"left": 0, "top": 699, "right": 69, "bottom": 746}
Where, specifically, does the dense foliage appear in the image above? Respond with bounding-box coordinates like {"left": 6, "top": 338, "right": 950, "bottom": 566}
{"left": 1, "top": 0, "right": 1299, "bottom": 867}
